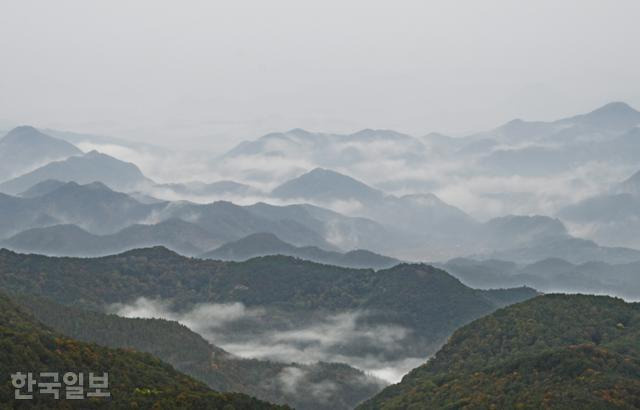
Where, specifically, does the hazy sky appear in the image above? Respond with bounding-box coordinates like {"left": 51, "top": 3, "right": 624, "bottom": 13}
{"left": 1, "top": 0, "right": 639, "bottom": 151}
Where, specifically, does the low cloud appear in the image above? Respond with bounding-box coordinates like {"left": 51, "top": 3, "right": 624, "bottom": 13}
{"left": 109, "top": 297, "right": 265, "bottom": 332}
{"left": 109, "top": 298, "right": 421, "bottom": 383}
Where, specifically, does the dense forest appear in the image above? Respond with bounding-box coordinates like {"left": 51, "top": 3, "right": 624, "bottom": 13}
{"left": 359, "top": 294, "right": 640, "bottom": 409}
{"left": 15, "top": 293, "right": 383, "bottom": 410}
{"left": 0, "top": 247, "right": 537, "bottom": 362}
{"left": 0, "top": 293, "right": 286, "bottom": 409}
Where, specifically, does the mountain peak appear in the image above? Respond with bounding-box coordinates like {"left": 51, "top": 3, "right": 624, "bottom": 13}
{"left": 590, "top": 101, "right": 638, "bottom": 115}
{"left": 1, "top": 126, "right": 76, "bottom": 147}
{"left": 83, "top": 150, "right": 106, "bottom": 158}
{"left": 286, "top": 128, "right": 313, "bottom": 136}
{"left": 272, "top": 168, "right": 384, "bottom": 202}
{"left": 0, "top": 126, "right": 82, "bottom": 182}
{"left": 349, "top": 128, "right": 413, "bottom": 141}
{"left": 4, "top": 125, "right": 39, "bottom": 136}
{"left": 571, "top": 101, "right": 640, "bottom": 129}
{"left": 117, "top": 246, "right": 184, "bottom": 260}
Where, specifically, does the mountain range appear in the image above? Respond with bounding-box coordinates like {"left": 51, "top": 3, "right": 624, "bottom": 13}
{"left": 2, "top": 176, "right": 638, "bottom": 266}
{"left": 442, "top": 257, "right": 640, "bottom": 300}
{"left": 202, "top": 232, "right": 400, "bottom": 269}
{"left": 0, "top": 247, "right": 537, "bottom": 374}
{"left": 0, "top": 126, "right": 81, "bottom": 183}
{"left": 271, "top": 168, "right": 476, "bottom": 238}
{"left": 0, "top": 180, "right": 385, "bottom": 252}
{"left": 2, "top": 101, "right": 640, "bottom": 408}
{"left": 0, "top": 150, "right": 150, "bottom": 195}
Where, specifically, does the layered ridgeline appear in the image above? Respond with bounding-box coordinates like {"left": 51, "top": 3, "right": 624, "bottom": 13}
{"left": 442, "top": 257, "right": 640, "bottom": 300}
{"left": 0, "top": 150, "right": 151, "bottom": 195}
{"left": 221, "top": 103, "right": 640, "bottom": 182}
{"left": 0, "top": 126, "right": 81, "bottom": 182}
{"left": 3, "top": 177, "right": 638, "bottom": 267}
{"left": 201, "top": 232, "right": 400, "bottom": 269}
{"left": 14, "top": 294, "right": 382, "bottom": 410}
{"left": 270, "top": 168, "right": 479, "bottom": 259}
{"left": 0, "top": 293, "right": 285, "bottom": 409}
{"left": 0, "top": 180, "right": 392, "bottom": 255}
{"left": 557, "top": 169, "right": 640, "bottom": 250}
{"left": 359, "top": 295, "right": 640, "bottom": 409}
{"left": 0, "top": 247, "right": 537, "bottom": 381}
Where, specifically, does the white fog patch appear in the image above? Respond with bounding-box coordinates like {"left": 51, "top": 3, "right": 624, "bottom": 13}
{"left": 109, "top": 297, "right": 265, "bottom": 332}
{"left": 276, "top": 367, "right": 339, "bottom": 402}
{"left": 366, "top": 357, "right": 426, "bottom": 383}
{"left": 109, "top": 299, "right": 418, "bottom": 383}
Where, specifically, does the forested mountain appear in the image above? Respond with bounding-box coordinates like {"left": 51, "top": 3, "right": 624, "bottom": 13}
{"left": 0, "top": 292, "right": 286, "bottom": 409}
{"left": 202, "top": 232, "right": 400, "bottom": 269}
{"left": 0, "top": 248, "right": 537, "bottom": 375}
{"left": 14, "top": 293, "right": 383, "bottom": 410}
{"left": 359, "top": 294, "right": 640, "bottom": 409}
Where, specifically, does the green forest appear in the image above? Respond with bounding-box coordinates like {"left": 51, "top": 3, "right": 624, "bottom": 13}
{"left": 359, "top": 294, "right": 640, "bottom": 409}
{"left": 0, "top": 293, "right": 288, "bottom": 409}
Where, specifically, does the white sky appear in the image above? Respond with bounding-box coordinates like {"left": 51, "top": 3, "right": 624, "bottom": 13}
{"left": 1, "top": 0, "right": 639, "bottom": 152}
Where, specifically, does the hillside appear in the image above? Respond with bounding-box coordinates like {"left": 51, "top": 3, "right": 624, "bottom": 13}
{"left": 0, "top": 292, "right": 286, "bottom": 409}
{"left": 359, "top": 294, "right": 640, "bottom": 409}
{"left": 14, "top": 293, "right": 383, "bottom": 410}
{"left": 0, "top": 248, "right": 537, "bottom": 374}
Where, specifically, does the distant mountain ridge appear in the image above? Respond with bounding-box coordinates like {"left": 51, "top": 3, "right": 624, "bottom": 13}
{"left": 272, "top": 168, "right": 385, "bottom": 203}
{"left": 557, "top": 183, "right": 640, "bottom": 249}
{"left": 0, "top": 150, "right": 151, "bottom": 195}
{"left": 0, "top": 181, "right": 383, "bottom": 251}
{"left": 0, "top": 126, "right": 82, "bottom": 182}
{"left": 442, "top": 256, "right": 640, "bottom": 300}
{"left": 2, "top": 218, "right": 224, "bottom": 257}
{"left": 202, "top": 232, "right": 400, "bottom": 269}
{"left": 477, "top": 101, "right": 640, "bottom": 143}
{"left": 270, "top": 168, "right": 477, "bottom": 252}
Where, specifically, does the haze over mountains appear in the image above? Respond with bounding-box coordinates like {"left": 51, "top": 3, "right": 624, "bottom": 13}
{"left": 1, "top": 101, "right": 640, "bottom": 408}
{"left": 0, "top": 126, "right": 81, "bottom": 182}
{"left": 1, "top": 102, "right": 639, "bottom": 266}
